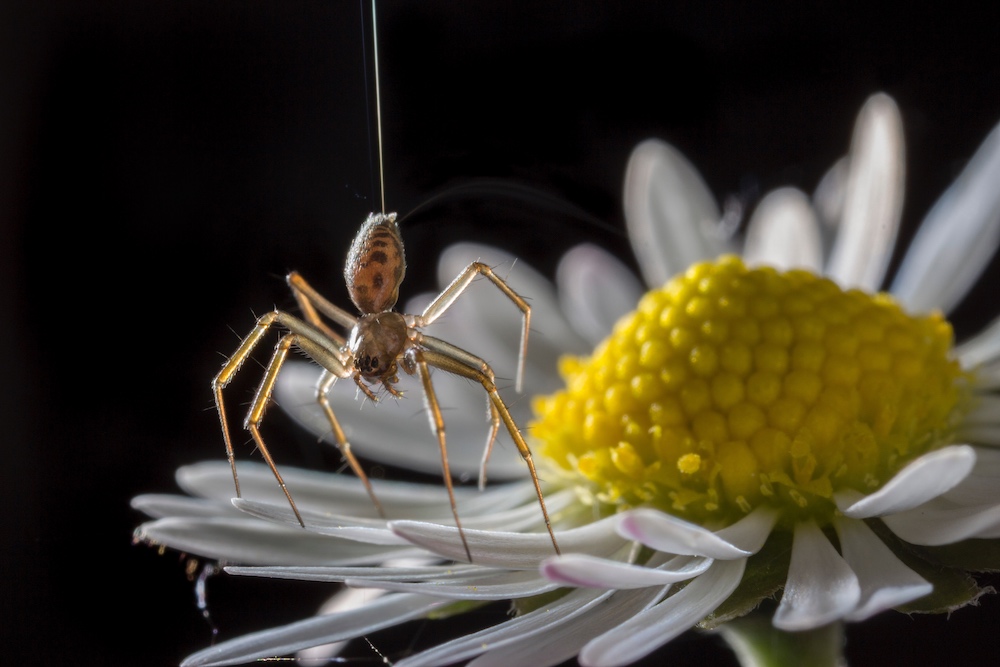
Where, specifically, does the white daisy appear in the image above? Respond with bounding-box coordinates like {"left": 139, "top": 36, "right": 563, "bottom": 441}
{"left": 134, "top": 93, "right": 1000, "bottom": 667}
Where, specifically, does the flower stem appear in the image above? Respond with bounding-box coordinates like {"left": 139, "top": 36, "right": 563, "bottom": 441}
{"left": 717, "top": 617, "right": 845, "bottom": 667}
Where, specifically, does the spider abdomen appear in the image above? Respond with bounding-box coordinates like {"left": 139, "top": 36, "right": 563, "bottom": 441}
{"left": 345, "top": 211, "right": 406, "bottom": 314}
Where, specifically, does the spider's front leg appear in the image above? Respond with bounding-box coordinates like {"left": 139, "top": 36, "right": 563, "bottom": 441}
{"left": 408, "top": 261, "right": 531, "bottom": 392}
{"left": 214, "top": 311, "right": 358, "bottom": 527}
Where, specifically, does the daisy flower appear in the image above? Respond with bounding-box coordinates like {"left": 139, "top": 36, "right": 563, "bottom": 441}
{"left": 133, "top": 93, "right": 1000, "bottom": 667}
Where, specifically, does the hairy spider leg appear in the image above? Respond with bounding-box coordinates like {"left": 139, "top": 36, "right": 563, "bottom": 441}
{"left": 213, "top": 310, "right": 372, "bottom": 527}
{"left": 405, "top": 347, "right": 473, "bottom": 562}
{"left": 408, "top": 261, "right": 532, "bottom": 393}
{"left": 415, "top": 334, "right": 561, "bottom": 556}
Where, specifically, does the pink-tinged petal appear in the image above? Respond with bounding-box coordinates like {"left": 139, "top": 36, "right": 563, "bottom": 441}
{"left": 556, "top": 243, "right": 644, "bottom": 346}
{"left": 772, "top": 520, "right": 860, "bottom": 631}
{"left": 541, "top": 552, "right": 712, "bottom": 589}
{"left": 837, "top": 445, "right": 976, "bottom": 518}
{"left": 713, "top": 505, "right": 781, "bottom": 553}
{"left": 395, "top": 587, "right": 614, "bottom": 667}
{"left": 825, "top": 93, "right": 904, "bottom": 291}
{"left": 891, "top": 119, "right": 1000, "bottom": 314}
{"left": 180, "top": 593, "right": 445, "bottom": 667}
{"left": 390, "top": 514, "right": 626, "bottom": 567}
{"left": 883, "top": 497, "right": 1000, "bottom": 545}
{"left": 617, "top": 508, "right": 752, "bottom": 559}
{"left": 579, "top": 559, "right": 746, "bottom": 667}
{"left": 834, "top": 516, "right": 932, "bottom": 620}
{"left": 743, "top": 188, "right": 823, "bottom": 272}
{"left": 623, "top": 139, "right": 722, "bottom": 287}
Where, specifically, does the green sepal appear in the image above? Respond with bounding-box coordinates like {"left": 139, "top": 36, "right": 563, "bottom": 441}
{"left": 511, "top": 587, "right": 571, "bottom": 616}
{"left": 866, "top": 519, "right": 989, "bottom": 614}
{"left": 700, "top": 529, "right": 792, "bottom": 630}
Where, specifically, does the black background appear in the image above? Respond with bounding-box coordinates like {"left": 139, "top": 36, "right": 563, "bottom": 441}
{"left": 4, "top": 1, "right": 1000, "bottom": 665}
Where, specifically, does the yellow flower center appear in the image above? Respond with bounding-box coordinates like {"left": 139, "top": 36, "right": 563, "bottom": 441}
{"left": 532, "top": 256, "right": 969, "bottom": 526}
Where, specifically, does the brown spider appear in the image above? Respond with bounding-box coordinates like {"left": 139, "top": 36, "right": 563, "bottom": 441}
{"left": 212, "top": 211, "right": 560, "bottom": 561}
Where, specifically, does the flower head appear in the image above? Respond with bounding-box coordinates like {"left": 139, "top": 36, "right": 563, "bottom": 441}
{"left": 134, "top": 93, "right": 1000, "bottom": 667}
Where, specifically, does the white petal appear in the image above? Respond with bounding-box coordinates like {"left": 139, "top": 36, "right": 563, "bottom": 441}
{"left": 623, "top": 139, "right": 722, "bottom": 287}
{"left": 943, "top": 446, "right": 1000, "bottom": 505}
{"left": 541, "top": 552, "right": 712, "bottom": 589}
{"left": 812, "top": 156, "right": 850, "bottom": 235}
{"left": 394, "top": 587, "right": 614, "bottom": 667}
{"left": 883, "top": 496, "right": 1000, "bottom": 545}
{"left": 713, "top": 505, "right": 781, "bottom": 553}
{"left": 130, "top": 493, "right": 235, "bottom": 519}
{"left": 742, "top": 188, "right": 823, "bottom": 272}
{"left": 579, "top": 558, "right": 746, "bottom": 667}
{"left": 955, "top": 314, "right": 1000, "bottom": 367}
{"left": 825, "top": 93, "right": 905, "bottom": 291}
{"left": 344, "top": 568, "right": 558, "bottom": 600}
{"left": 772, "top": 520, "right": 860, "bottom": 631}
{"left": 136, "top": 516, "right": 420, "bottom": 566}
{"left": 833, "top": 516, "right": 932, "bottom": 620}
{"left": 390, "top": 514, "right": 626, "bottom": 568}
{"left": 275, "top": 360, "right": 530, "bottom": 479}
{"left": 556, "top": 243, "right": 644, "bottom": 346}
{"left": 963, "top": 394, "right": 1000, "bottom": 426}
{"left": 231, "top": 498, "right": 407, "bottom": 545}
{"left": 967, "top": 361, "right": 1000, "bottom": 391}
{"left": 836, "top": 445, "right": 976, "bottom": 518}
{"left": 616, "top": 508, "right": 752, "bottom": 559}
{"left": 468, "top": 587, "right": 666, "bottom": 667}
{"left": 891, "top": 119, "right": 1000, "bottom": 313}
{"left": 431, "top": 242, "right": 591, "bottom": 383}
{"left": 181, "top": 593, "right": 445, "bottom": 667}
{"left": 178, "top": 460, "right": 536, "bottom": 519}
{"left": 227, "top": 563, "right": 487, "bottom": 583}
{"left": 296, "top": 587, "right": 389, "bottom": 664}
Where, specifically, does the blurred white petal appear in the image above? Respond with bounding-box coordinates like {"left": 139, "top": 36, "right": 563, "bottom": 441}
{"left": 623, "top": 139, "right": 722, "bottom": 287}
{"left": 772, "top": 520, "right": 860, "bottom": 631}
{"left": 955, "top": 314, "right": 1000, "bottom": 368}
{"left": 556, "top": 243, "right": 644, "bottom": 345}
{"left": 713, "top": 505, "right": 781, "bottom": 553}
{"left": 826, "top": 93, "right": 905, "bottom": 291}
{"left": 883, "top": 496, "right": 1000, "bottom": 545}
{"left": 743, "top": 187, "right": 823, "bottom": 272}
{"left": 891, "top": 119, "right": 1000, "bottom": 313}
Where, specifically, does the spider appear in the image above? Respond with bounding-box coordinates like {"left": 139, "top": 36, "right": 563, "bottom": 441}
{"left": 212, "top": 211, "right": 560, "bottom": 561}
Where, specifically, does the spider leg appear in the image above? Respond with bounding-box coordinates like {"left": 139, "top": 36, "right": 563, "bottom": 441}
{"left": 287, "top": 271, "right": 357, "bottom": 340}
{"left": 406, "top": 348, "right": 473, "bottom": 563}
{"left": 315, "top": 371, "right": 386, "bottom": 519}
{"left": 408, "top": 261, "right": 531, "bottom": 393}
{"left": 419, "top": 334, "right": 500, "bottom": 491}
{"left": 213, "top": 310, "right": 353, "bottom": 527}
{"left": 416, "top": 338, "right": 561, "bottom": 556}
